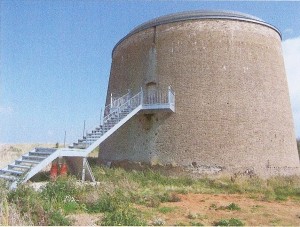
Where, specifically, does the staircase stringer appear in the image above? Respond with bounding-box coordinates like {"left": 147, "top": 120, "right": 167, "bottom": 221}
{"left": 61, "top": 104, "right": 143, "bottom": 157}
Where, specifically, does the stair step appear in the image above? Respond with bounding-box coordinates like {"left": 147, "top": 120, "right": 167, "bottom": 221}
{"left": 16, "top": 160, "right": 40, "bottom": 165}
{"left": 35, "top": 148, "right": 56, "bottom": 153}
{"left": 8, "top": 164, "right": 31, "bottom": 170}
{"left": 23, "top": 155, "right": 45, "bottom": 161}
{"left": 29, "top": 151, "right": 52, "bottom": 156}
{"left": 0, "top": 174, "right": 17, "bottom": 181}
{"left": 0, "top": 169, "right": 24, "bottom": 175}
{"left": 86, "top": 135, "right": 100, "bottom": 138}
{"left": 73, "top": 145, "right": 88, "bottom": 149}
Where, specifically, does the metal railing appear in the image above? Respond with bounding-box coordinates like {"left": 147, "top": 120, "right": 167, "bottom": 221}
{"left": 102, "top": 91, "right": 142, "bottom": 130}
{"left": 104, "top": 90, "right": 131, "bottom": 117}
{"left": 72, "top": 86, "right": 175, "bottom": 149}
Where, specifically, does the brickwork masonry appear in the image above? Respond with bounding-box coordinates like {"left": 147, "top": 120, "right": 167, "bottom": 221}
{"left": 100, "top": 18, "right": 300, "bottom": 178}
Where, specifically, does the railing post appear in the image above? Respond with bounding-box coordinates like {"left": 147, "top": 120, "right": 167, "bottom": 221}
{"left": 140, "top": 87, "right": 143, "bottom": 105}
{"left": 127, "top": 89, "right": 131, "bottom": 108}
{"left": 110, "top": 93, "right": 113, "bottom": 107}
{"left": 82, "top": 157, "right": 86, "bottom": 182}
{"left": 168, "top": 86, "right": 171, "bottom": 104}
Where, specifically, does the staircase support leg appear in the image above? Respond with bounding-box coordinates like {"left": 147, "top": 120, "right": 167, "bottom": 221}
{"left": 82, "top": 157, "right": 86, "bottom": 182}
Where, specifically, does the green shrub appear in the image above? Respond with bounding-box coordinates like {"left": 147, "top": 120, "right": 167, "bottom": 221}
{"left": 225, "top": 203, "right": 241, "bottom": 211}
{"left": 85, "top": 193, "right": 116, "bottom": 213}
{"left": 214, "top": 218, "right": 244, "bottom": 226}
{"left": 8, "top": 184, "right": 72, "bottom": 225}
{"left": 190, "top": 221, "right": 204, "bottom": 226}
{"left": 85, "top": 190, "right": 131, "bottom": 213}
{"left": 101, "top": 206, "right": 146, "bottom": 226}
{"left": 41, "top": 177, "right": 79, "bottom": 203}
{"left": 159, "top": 192, "right": 181, "bottom": 202}
{"left": 158, "top": 206, "right": 175, "bottom": 214}
{"left": 48, "top": 210, "right": 71, "bottom": 226}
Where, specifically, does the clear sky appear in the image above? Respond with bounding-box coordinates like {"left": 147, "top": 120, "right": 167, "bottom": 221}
{"left": 1, "top": 0, "right": 300, "bottom": 144}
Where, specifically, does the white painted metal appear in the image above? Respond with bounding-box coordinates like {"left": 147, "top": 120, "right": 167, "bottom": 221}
{"left": 0, "top": 87, "right": 175, "bottom": 189}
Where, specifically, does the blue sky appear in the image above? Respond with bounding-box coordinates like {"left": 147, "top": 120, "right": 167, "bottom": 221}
{"left": 1, "top": 0, "right": 300, "bottom": 144}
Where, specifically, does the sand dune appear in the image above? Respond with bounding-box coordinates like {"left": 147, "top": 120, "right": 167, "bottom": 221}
{"left": 0, "top": 143, "right": 55, "bottom": 168}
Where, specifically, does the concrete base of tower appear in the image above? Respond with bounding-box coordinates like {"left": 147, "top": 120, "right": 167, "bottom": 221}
{"left": 98, "top": 158, "right": 300, "bottom": 179}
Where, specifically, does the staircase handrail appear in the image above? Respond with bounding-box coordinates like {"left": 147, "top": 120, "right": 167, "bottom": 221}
{"left": 104, "top": 90, "right": 131, "bottom": 117}
{"left": 102, "top": 90, "right": 142, "bottom": 125}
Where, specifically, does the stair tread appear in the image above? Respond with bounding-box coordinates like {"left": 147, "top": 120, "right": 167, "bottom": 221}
{"left": 24, "top": 155, "right": 46, "bottom": 159}
{"left": 30, "top": 151, "right": 52, "bottom": 156}
{"left": 1, "top": 169, "right": 24, "bottom": 175}
{"left": 36, "top": 148, "right": 56, "bottom": 152}
{"left": 16, "top": 160, "right": 40, "bottom": 164}
{"left": 8, "top": 164, "right": 31, "bottom": 169}
{"left": 0, "top": 174, "right": 17, "bottom": 181}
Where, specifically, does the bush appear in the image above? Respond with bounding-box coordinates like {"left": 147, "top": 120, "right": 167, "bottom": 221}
{"left": 41, "top": 177, "right": 79, "bottom": 203}
{"left": 85, "top": 190, "right": 131, "bottom": 213}
{"left": 159, "top": 192, "right": 181, "bottom": 202}
{"left": 225, "top": 203, "right": 241, "bottom": 211}
{"left": 101, "top": 206, "right": 146, "bottom": 226}
{"left": 158, "top": 206, "right": 175, "bottom": 214}
{"left": 86, "top": 193, "right": 117, "bottom": 213}
{"left": 8, "top": 184, "right": 72, "bottom": 225}
{"left": 214, "top": 218, "right": 244, "bottom": 226}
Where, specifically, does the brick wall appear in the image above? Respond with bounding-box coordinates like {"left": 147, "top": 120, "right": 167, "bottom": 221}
{"left": 99, "top": 19, "right": 299, "bottom": 177}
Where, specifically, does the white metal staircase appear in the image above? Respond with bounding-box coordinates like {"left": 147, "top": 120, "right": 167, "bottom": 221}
{"left": 0, "top": 87, "right": 175, "bottom": 189}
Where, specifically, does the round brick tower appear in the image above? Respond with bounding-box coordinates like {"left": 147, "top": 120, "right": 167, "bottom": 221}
{"left": 99, "top": 10, "right": 299, "bottom": 177}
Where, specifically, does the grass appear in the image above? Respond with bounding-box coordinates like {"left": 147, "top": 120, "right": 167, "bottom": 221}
{"left": 214, "top": 218, "right": 244, "bottom": 226}
{"left": 158, "top": 206, "right": 176, "bottom": 214}
{"left": 1, "top": 166, "right": 300, "bottom": 225}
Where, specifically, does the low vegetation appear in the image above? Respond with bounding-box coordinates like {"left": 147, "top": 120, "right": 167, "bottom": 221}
{"left": 1, "top": 166, "right": 300, "bottom": 225}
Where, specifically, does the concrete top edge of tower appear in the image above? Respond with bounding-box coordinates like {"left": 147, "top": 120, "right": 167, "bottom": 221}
{"left": 112, "top": 10, "right": 281, "bottom": 57}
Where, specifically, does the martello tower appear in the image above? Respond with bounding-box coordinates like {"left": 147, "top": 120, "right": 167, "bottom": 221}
{"left": 99, "top": 10, "right": 299, "bottom": 177}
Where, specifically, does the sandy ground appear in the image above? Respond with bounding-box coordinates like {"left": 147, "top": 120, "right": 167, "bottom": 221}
{"left": 0, "top": 143, "right": 56, "bottom": 168}
{"left": 154, "top": 193, "right": 300, "bottom": 226}
{"left": 62, "top": 193, "right": 300, "bottom": 226}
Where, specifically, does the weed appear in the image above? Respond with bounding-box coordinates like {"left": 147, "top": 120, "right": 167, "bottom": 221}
{"left": 135, "top": 189, "right": 161, "bottom": 207}
{"left": 270, "top": 218, "right": 282, "bottom": 225}
{"left": 210, "top": 203, "right": 241, "bottom": 211}
{"left": 48, "top": 210, "right": 72, "bottom": 226}
{"left": 8, "top": 184, "right": 72, "bottom": 225}
{"left": 158, "top": 206, "right": 176, "bottom": 214}
{"left": 85, "top": 193, "right": 116, "bottom": 213}
{"left": 101, "top": 206, "right": 146, "bottom": 226}
{"left": 159, "top": 192, "right": 181, "bottom": 202}
{"left": 41, "top": 176, "right": 79, "bottom": 204}
{"left": 85, "top": 190, "right": 130, "bottom": 213}
{"left": 225, "top": 203, "right": 241, "bottom": 211}
{"left": 63, "top": 201, "right": 81, "bottom": 214}
{"left": 190, "top": 221, "right": 205, "bottom": 226}
{"left": 187, "top": 212, "right": 198, "bottom": 219}
{"left": 214, "top": 218, "right": 244, "bottom": 226}
{"left": 250, "top": 205, "right": 263, "bottom": 213}
{"left": 210, "top": 203, "right": 218, "bottom": 209}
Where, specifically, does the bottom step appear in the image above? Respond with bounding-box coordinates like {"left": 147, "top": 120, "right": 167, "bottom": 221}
{"left": 0, "top": 175, "right": 17, "bottom": 181}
